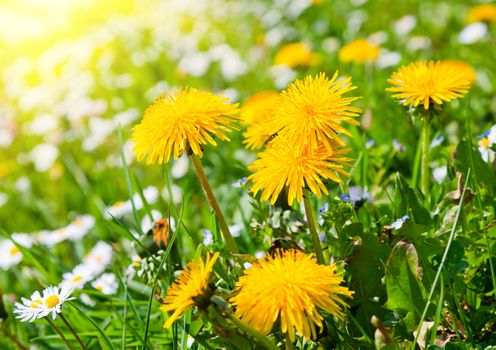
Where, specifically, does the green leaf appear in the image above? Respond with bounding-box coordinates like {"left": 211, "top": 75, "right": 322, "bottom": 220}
{"left": 348, "top": 227, "right": 390, "bottom": 337}
{"left": 394, "top": 173, "right": 432, "bottom": 225}
{"left": 385, "top": 241, "right": 425, "bottom": 331}
{"left": 455, "top": 140, "right": 496, "bottom": 193}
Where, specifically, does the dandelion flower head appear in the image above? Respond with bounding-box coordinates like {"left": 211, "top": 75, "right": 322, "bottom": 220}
{"left": 274, "top": 42, "right": 321, "bottom": 68}
{"left": 248, "top": 137, "right": 351, "bottom": 205}
{"left": 161, "top": 252, "right": 219, "bottom": 328}
{"left": 241, "top": 91, "right": 280, "bottom": 150}
{"left": 132, "top": 88, "right": 239, "bottom": 164}
{"left": 266, "top": 72, "right": 361, "bottom": 150}
{"left": 441, "top": 60, "right": 477, "bottom": 84}
{"left": 387, "top": 61, "right": 472, "bottom": 110}
{"left": 467, "top": 4, "right": 496, "bottom": 23}
{"left": 231, "top": 249, "right": 353, "bottom": 341}
{"left": 338, "top": 39, "right": 380, "bottom": 64}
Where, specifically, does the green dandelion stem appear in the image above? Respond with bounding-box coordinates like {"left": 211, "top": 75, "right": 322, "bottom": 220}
{"left": 59, "top": 313, "right": 89, "bottom": 350}
{"left": 190, "top": 153, "right": 239, "bottom": 254}
{"left": 230, "top": 315, "right": 279, "bottom": 350}
{"left": 303, "top": 188, "right": 326, "bottom": 265}
{"left": 285, "top": 332, "right": 294, "bottom": 350}
{"left": 420, "top": 114, "right": 431, "bottom": 197}
{"left": 45, "top": 317, "right": 74, "bottom": 350}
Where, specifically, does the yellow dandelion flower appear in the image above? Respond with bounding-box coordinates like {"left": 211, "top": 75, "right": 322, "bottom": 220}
{"left": 132, "top": 88, "right": 239, "bottom": 164}
{"left": 338, "top": 39, "right": 380, "bottom": 64}
{"left": 274, "top": 43, "right": 321, "bottom": 68}
{"left": 266, "top": 72, "right": 361, "bottom": 150}
{"left": 248, "top": 137, "right": 351, "bottom": 206}
{"left": 243, "top": 123, "right": 274, "bottom": 151}
{"left": 240, "top": 91, "right": 280, "bottom": 150}
{"left": 441, "top": 60, "right": 477, "bottom": 84}
{"left": 241, "top": 91, "right": 279, "bottom": 125}
{"left": 467, "top": 3, "right": 496, "bottom": 23}
{"left": 161, "top": 252, "right": 219, "bottom": 328}
{"left": 386, "top": 61, "right": 472, "bottom": 110}
{"left": 231, "top": 249, "right": 353, "bottom": 342}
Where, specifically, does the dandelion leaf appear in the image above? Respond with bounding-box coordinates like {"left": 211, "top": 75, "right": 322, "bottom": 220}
{"left": 385, "top": 241, "right": 425, "bottom": 331}
{"left": 394, "top": 173, "right": 432, "bottom": 225}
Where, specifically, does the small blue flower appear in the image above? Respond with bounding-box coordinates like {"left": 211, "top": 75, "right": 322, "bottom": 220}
{"left": 202, "top": 229, "right": 213, "bottom": 246}
{"left": 339, "top": 187, "right": 373, "bottom": 208}
{"left": 338, "top": 194, "right": 352, "bottom": 203}
{"left": 391, "top": 215, "right": 409, "bottom": 229}
{"left": 232, "top": 177, "right": 247, "bottom": 188}
{"left": 393, "top": 139, "right": 406, "bottom": 153}
{"left": 477, "top": 129, "right": 491, "bottom": 139}
{"left": 430, "top": 135, "right": 444, "bottom": 148}
{"left": 365, "top": 139, "right": 375, "bottom": 148}
{"left": 319, "top": 202, "right": 329, "bottom": 215}
{"left": 319, "top": 233, "right": 327, "bottom": 243}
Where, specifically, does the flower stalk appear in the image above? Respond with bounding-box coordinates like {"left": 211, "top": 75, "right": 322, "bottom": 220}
{"left": 59, "top": 313, "right": 89, "bottom": 350}
{"left": 190, "top": 153, "right": 239, "bottom": 254}
{"left": 303, "top": 188, "right": 326, "bottom": 265}
{"left": 46, "top": 317, "right": 74, "bottom": 350}
{"left": 420, "top": 114, "right": 431, "bottom": 197}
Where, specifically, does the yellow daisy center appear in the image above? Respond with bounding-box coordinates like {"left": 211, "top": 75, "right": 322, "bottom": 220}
{"left": 45, "top": 295, "right": 60, "bottom": 308}
{"left": 9, "top": 246, "right": 20, "bottom": 256}
{"left": 72, "top": 275, "right": 83, "bottom": 283}
{"left": 31, "top": 299, "right": 43, "bottom": 308}
{"left": 480, "top": 137, "right": 490, "bottom": 148}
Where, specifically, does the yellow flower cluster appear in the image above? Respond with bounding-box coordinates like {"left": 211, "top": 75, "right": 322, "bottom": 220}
{"left": 246, "top": 72, "right": 361, "bottom": 205}
{"left": 161, "top": 250, "right": 353, "bottom": 343}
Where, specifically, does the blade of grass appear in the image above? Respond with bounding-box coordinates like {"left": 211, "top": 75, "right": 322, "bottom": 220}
{"left": 117, "top": 127, "right": 143, "bottom": 236}
{"left": 68, "top": 301, "right": 115, "bottom": 350}
{"left": 108, "top": 213, "right": 151, "bottom": 256}
{"left": 142, "top": 202, "right": 183, "bottom": 349}
{"left": 114, "top": 264, "right": 146, "bottom": 340}
{"left": 464, "top": 102, "right": 496, "bottom": 293}
{"left": 411, "top": 169, "right": 471, "bottom": 350}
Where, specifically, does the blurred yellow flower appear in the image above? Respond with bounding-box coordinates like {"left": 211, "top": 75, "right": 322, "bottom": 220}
{"left": 241, "top": 91, "right": 279, "bottom": 125}
{"left": 248, "top": 138, "right": 350, "bottom": 205}
{"left": 161, "top": 252, "right": 219, "bottom": 328}
{"left": 274, "top": 42, "right": 321, "bottom": 68}
{"left": 441, "top": 60, "right": 477, "bottom": 84}
{"left": 241, "top": 91, "right": 280, "bottom": 150}
{"left": 386, "top": 61, "right": 472, "bottom": 110}
{"left": 243, "top": 123, "right": 274, "bottom": 151}
{"left": 266, "top": 72, "right": 361, "bottom": 151}
{"left": 339, "top": 39, "right": 380, "bottom": 64}
{"left": 231, "top": 249, "right": 353, "bottom": 342}
{"left": 132, "top": 88, "right": 239, "bottom": 164}
{"left": 467, "top": 3, "right": 496, "bottom": 23}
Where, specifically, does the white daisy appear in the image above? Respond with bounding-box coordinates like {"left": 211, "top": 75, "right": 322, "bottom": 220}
{"left": 0, "top": 240, "right": 23, "bottom": 271}
{"left": 65, "top": 215, "right": 95, "bottom": 241}
{"left": 91, "top": 273, "right": 118, "bottom": 295}
{"left": 14, "top": 286, "right": 74, "bottom": 322}
{"left": 60, "top": 264, "right": 95, "bottom": 290}
{"left": 35, "top": 229, "right": 67, "bottom": 247}
{"left": 38, "top": 285, "right": 75, "bottom": 320}
{"left": 11, "top": 233, "right": 34, "bottom": 248}
{"left": 104, "top": 186, "right": 159, "bottom": 219}
{"left": 83, "top": 241, "right": 113, "bottom": 276}
{"left": 13, "top": 291, "right": 44, "bottom": 322}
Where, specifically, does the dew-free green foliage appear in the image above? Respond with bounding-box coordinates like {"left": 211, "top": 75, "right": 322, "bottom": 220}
{"left": 1, "top": 0, "right": 496, "bottom": 349}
